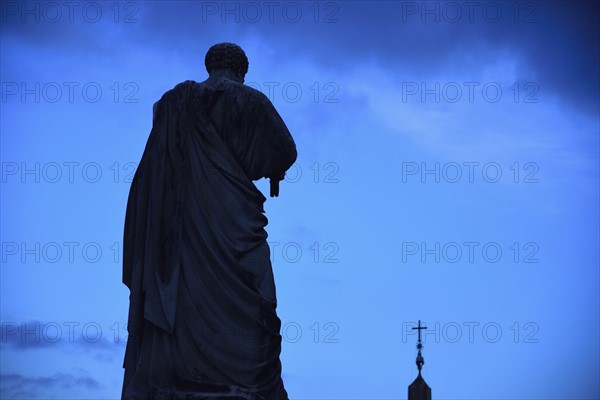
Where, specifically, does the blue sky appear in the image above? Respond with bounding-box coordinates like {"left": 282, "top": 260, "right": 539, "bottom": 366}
{"left": 1, "top": 1, "right": 599, "bottom": 399}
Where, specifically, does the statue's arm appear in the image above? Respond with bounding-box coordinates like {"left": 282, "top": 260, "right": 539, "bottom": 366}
{"left": 257, "top": 94, "right": 297, "bottom": 182}
{"left": 226, "top": 86, "right": 297, "bottom": 189}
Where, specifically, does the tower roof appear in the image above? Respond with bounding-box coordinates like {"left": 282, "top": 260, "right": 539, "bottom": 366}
{"left": 409, "top": 374, "right": 431, "bottom": 399}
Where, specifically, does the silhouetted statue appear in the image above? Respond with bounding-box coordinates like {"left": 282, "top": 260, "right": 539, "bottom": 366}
{"left": 121, "top": 43, "right": 297, "bottom": 400}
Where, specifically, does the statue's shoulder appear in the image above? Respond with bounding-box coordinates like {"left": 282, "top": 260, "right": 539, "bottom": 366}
{"left": 226, "top": 81, "right": 271, "bottom": 107}
{"left": 160, "top": 79, "right": 269, "bottom": 107}
{"left": 169, "top": 80, "right": 198, "bottom": 96}
{"left": 240, "top": 82, "right": 268, "bottom": 100}
{"left": 155, "top": 80, "right": 198, "bottom": 105}
{"left": 199, "top": 77, "right": 262, "bottom": 99}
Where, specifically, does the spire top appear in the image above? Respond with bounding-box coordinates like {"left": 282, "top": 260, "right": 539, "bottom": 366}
{"left": 408, "top": 320, "right": 432, "bottom": 399}
{"left": 412, "top": 320, "right": 427, "bottom": 373}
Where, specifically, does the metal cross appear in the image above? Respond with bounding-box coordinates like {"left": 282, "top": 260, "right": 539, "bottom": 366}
{"left": 412, "top": 320, "right": 427, "bottom": 344}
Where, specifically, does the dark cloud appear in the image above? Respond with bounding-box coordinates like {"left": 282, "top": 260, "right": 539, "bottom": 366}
{"left": 2, "top": 1, "right": 597, "bottom": 112}
{"left": 142, "top": 1, "right": 597, "bottom": 115}
{"left": 1, "top": 370, "right": 100, "bottom": 399}
{"left": 235, "top": 1, "right": 599, "bottom": 114}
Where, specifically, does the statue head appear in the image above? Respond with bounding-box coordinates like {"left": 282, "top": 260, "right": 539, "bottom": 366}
{"left": 205, "top": 42, "right": 249, "bottom": 83}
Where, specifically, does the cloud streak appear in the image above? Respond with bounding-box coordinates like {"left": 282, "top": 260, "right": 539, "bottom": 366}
{"left": 1, "top": 369, "right": 100, "bottom": 399}
{"left": 1, "top": 319, "right": 124, "bottom": 363}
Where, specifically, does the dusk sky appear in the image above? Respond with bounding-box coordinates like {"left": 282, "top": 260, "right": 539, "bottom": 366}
{"left": 1, "top": 1, "right": 599, "bottom": 399}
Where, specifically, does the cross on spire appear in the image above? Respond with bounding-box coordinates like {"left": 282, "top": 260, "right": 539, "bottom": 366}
{"left": 412, "top": 320, "right": 427, "bottom": 373}
{"left": 412, "top": 320, "right": 427, "bottom": 347}
{"left": 407, "top": 319, "right": 432, "bottom": 400}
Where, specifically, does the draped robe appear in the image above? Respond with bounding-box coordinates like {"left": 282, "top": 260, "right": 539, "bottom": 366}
{"left": 121, "top": 77, "right": 297, "bottom": 399}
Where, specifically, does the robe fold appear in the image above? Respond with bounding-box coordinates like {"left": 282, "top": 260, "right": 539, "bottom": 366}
{"left": 121, "top": 77, "right": 297, "bottom": 400}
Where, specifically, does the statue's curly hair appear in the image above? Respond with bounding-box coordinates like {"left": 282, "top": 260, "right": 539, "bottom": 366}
{"left": 204, "top": 43, "right": 249, "bottom": 76}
